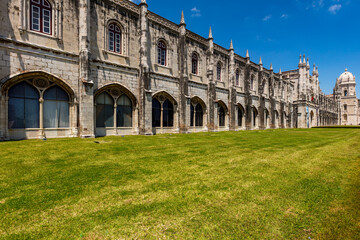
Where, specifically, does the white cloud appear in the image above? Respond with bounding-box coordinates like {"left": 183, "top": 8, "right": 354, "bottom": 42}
{"left": 281, "top": 14, "right": 288, "bottom": 19}
{"left": 262, "top": 15, "right": 272, "bottom": 21}
{"left": 328, "top": 4, "right": 342, "bottom": 14}
{"left": 191, "top": 7, "right": 201, "bottom": 18}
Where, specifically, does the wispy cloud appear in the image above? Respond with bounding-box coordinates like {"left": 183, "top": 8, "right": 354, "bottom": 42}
{"left": 328, "top": 4, "right": 342, "bottom": 14}
{"left": 262, "top": 15, "right": 272, "bottom": 22}
{"left": 281, "top": 14, "right": 288, "bottom": 19}
{"left": 191, "top": 7, "right": 201, "bottom": 17}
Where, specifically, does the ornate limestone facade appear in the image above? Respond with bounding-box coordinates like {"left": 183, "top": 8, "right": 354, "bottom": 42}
{"left": 0, "top": 0, "right": 339, "bottom": 140}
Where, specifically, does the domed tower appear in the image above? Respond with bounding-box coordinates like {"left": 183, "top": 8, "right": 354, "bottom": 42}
{"left": 334, "top": 69, "right": 358, "bottom": 125}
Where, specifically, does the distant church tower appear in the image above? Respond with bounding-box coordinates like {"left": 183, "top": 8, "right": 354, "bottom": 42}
{"left": 334, "top": 69, "right": 359, "bottom": 125}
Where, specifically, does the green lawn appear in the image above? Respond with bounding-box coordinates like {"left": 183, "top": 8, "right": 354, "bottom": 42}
{"left": 1, "top": 129, "right": 360, "bottom": 239}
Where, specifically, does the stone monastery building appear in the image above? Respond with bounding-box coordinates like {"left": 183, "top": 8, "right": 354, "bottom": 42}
{"left": 0, "top": 0, "right": 355, "bottom": 140}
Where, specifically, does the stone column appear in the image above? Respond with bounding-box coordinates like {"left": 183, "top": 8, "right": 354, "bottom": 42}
{"left": 269, "top": 73, "right": 276, "bottom": 129}
{"left": 207, "top": 28, "right": 216, "bottom": 131}
{"left": 244, "top": 52, "right": 252, "bottom": 130}
{"left": 138, "top": 0, "right": 153, "bottom": 135}
{"left": 228, "top": 41, "right": 236, "bottom": 131}
{"left": 178, "top": 12, "right": 189, "bottom": 133}
{"left": 78, "top": 0, "right": 94, "bottom": 138}
{"left": 258, "top": 70, "right": 265, "bottom": 130}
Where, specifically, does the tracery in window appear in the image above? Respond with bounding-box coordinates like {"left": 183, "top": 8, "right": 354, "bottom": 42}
{"left": 217, "top": 63, "right": 222, "bottom": 81}
{"left": 190, "top": 103, "right": 204, "bottom": 127}
{"left": 30, "top": 0, "right": 52, "bottom": 35}
{"left": 108, "top": 23, "right": 122, "bottom": 54}
{"left": 152, "top": 95, "right": 175, "bottom": 128}
{"left": 157, "top": 40, "right": 167, "bottom": 66}
{"left": 192, "top": 53, "right": 199, "bottom": 75}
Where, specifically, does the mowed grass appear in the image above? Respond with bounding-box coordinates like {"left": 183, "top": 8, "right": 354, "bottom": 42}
{"left": 1, "top": 129, "right": 360, "bottom": 239}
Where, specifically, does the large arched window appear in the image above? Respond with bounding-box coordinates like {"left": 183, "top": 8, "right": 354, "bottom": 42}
{"left": 108, "top": 23, "right": 122, "bottom": 54}
{"left": 30, "top": 0, "right": 52, "bottom": 35}
{"left": 152, "top": 97, "right": 174, "bottom": 128}
{"left": 253, "top": 108, "right": 258, "bottom": 127}
{"left": 236, "top": 69, "right": 240, "bottom": 86}
{"left": 44, "top": 86, "right": 69, "bottom": 128}
{"left": 162, "top": 99, "right": 174, "bottom": 127}
{"left": 192, "top": 53, "right": 198, "bottom": 75}
{"left": 190, "top": 103, "right": 204, "bottom": 127}
{"left": 152, "top": 99, "right": 161, "bottom": 127}
{"left": 96, "top": 92, "right": 114, "bottom": 128}
{"left": 117, "top": 95, "right": 132, "bottom": 127}
{"left": 217, "top": 63, "right": 222, "bottom": 81}
{"left": 219, "top": 105, "right": 226, "bottom": 127}
{"left": 8, "top": 82, "right": 39, "bottom": 129}
{"left": 157, "top": 40, "right": 167, "bottom": 66}
{"left": 238, "top": 105, "right": 244, "bottom": 127}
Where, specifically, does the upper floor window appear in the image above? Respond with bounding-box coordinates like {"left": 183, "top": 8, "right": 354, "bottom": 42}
{"left": 344, "top": 104, "right": 347, "bottom": 111}
{"left": 217, "top": 63, "right": 222, "bottom": 81}
{"left": 30, "top": 0, "right": 52, "bottom": 35}
{"left": 192, "top": 53, "right": 198, "bottom": 75}
{"left": 344, "top": 90, "right": 348, "bottom": 97}
{"left": 108, "top": 23, "right": 122, "bottom": 54}
{"left": 251, "top": 75, "right": 254, "bottom": 90}
{"left": 236, "top": 69, "right": 240, "bottom": 86}
{"left": 157, "top": 41, "right": 167, "bottom": 66}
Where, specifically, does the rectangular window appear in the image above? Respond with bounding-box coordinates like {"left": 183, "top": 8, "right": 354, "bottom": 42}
{"left": 109, "top": 32, "right": 114, "bottom": 52}
{"left": 115, "top": 33, "right": 121, "bottom": 53}
{"left": 43, "top": 9, "right": 51, "bottom": 34}
{"left": 32, "top": 6, "right": 40, "bottom": 31}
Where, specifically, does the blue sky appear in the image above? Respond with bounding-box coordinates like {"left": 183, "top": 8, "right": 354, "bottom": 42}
{"left": 132, "top": 0, "right": 360, "bottom": 95}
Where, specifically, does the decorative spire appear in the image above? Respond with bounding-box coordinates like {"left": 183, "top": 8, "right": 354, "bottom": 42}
{"left": 345, "top": 68, "right": 348, "bottom": 72}
{"left": 270, "top": 63, "right": 273, "bottom": 70}
{"left": 246, "top": 49, "right": 249, "bottom": 58}
{"left": 303, "top": 54, "right": 306, "bottom": 65}
{"left": 299, "top": 54, "right": 302, "bottom": 65}
{"left": 229, "top": 40, "right": 234, "bottom": 50}
{"left": 140, "top": 0, "right": 147, "bottom": 5}
{"left": 180, "top": 11, "right": 185, "bottom": 25}
{"left": 279, "top": 68, "right": 282, "bottom": 74}
{"left": 313, "top": 64, "right": 316, "bottom": 72}
{"left": 306, "top": 58, "right": 310, "bottom": 67}
{"left": 208, "top": 27, "right": 213, "bottom": 39}
{"left": 259, "top": 56, "right": 262, "bottom": 65}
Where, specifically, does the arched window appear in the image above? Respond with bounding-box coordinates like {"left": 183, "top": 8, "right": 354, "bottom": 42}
{"left": 43, "top": 86, "right": 69, "bottom": 128}
{"left": 157, "top": 41, "right": 167, "bottom": 66}
{"left": 117, "top": 95, "right": 132, "bottom": 127}
{"left": 344, "top": 90, "right": 348, "bottom": 96}
{"left": 253, "top": 108, "right": 258, "bottom": 127}
{"left": 217, "top": 63, "right": 222, "bottom": 81}
{"left": 236, "top": 69, "right": 240, "bottom": 86}
{"left": 108, "top": 23, "right": 122, "bottom": 54}
{"left": 152, "top": 99, "right": 161, "bottom": 127}
{"left": 195, "top": 104, "right": 203, "bottom": 127}
{"left": 192, "top": 53, "right": 198, "bottom": 75}
{"left": 162, "top": 99, "right": 174, "bottom": 127}
{"left": 190, "top": 104, "right": 194, "bottom": 127}
{"left": 8, "top": 82, "right": 39, "bottom": 129}
{"left": 96, "top": 92, "right": 114, "bottom": 128}
{"left": 30, "top": 0, "right": 52, "bottom": 35}
{"left": 264, "top": 109, "right": 269, "bottom": 127}
{"left": 219, "top": 105, "right": 225, "bottom": 127}
{"left": 152, "top": 97, "right": 174, "bottom": 128}
{"left": 238, "top": 106, "right": 243, "bottom": 127}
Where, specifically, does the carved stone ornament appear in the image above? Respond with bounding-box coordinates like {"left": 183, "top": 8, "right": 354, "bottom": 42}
{"left": 33, "top": 78, "right": 50, "bottom": 89}
{"left": 110, "top": 87, "right": 122, "bottom": 97}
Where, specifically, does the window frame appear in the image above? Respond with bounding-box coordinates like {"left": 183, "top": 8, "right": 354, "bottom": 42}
{"left": 191, "top": 53, "right": 199, "bottom": 75}
{"left": 157, "top": 40, "right": 167, "bottom": 66}
{"left": 108, "top": 22, "right": 122, "bottom": 54}
{"left": 216, "top": 63, "right": 222, "bottom": 81}
{"left": 30, "top": 0, "right": 52, "bottom": 35}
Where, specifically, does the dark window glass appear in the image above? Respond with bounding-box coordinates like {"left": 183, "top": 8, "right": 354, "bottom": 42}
{"left": 96, "top": 92, "right": 114, "bottom": 128}
{"left": 162, "top": 99, "right": 173, "bottom": 127}
{"left": 219, "top": 105, "right": 225, "bottom": 127}
{"left": 190, "top": 104, "right": 194, "bottom": 127}
{"left": 30, "top": 0, "right": 52, "bottom": 34}
{"left": 195, "top": 104, "right": 203, "bottom": 127}
{"left": 238, "top": 107, "right": 243, "bottom": 127}
{"left": 217, "top": 63, "right": 221, "bottom": 81}
{"left": 157, "top": 41, "right": 167, "bottom": 66}
{"left": 152, "top": 98, "right": 161, "bottom": 127}
{"left": 8, "top": 81, "right": 39, "bottom": 129}
{"left": 253, "top": 109, "right": 257, "bottom": 126}
{"left": 44, "top": 86, "right": 69, "bottom": 128}
{"left": 117, "top": 95, "right": 132, "bottom": 127}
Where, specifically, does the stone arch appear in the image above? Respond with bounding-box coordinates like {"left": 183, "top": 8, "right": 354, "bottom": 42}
{"left": 94, "top": 83, "right": 137, "bottom": 107}
{"left": 152, "top": 91, "right": 178, "bottom": 106}
{"left": 190, "top": 95, "right": 206, "bottom": 111}
{"left": 216, "top": 100, "right": 228, "bottom": 112}
{"left": 1, "top": 71, "right": 75, "bottom": 101}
